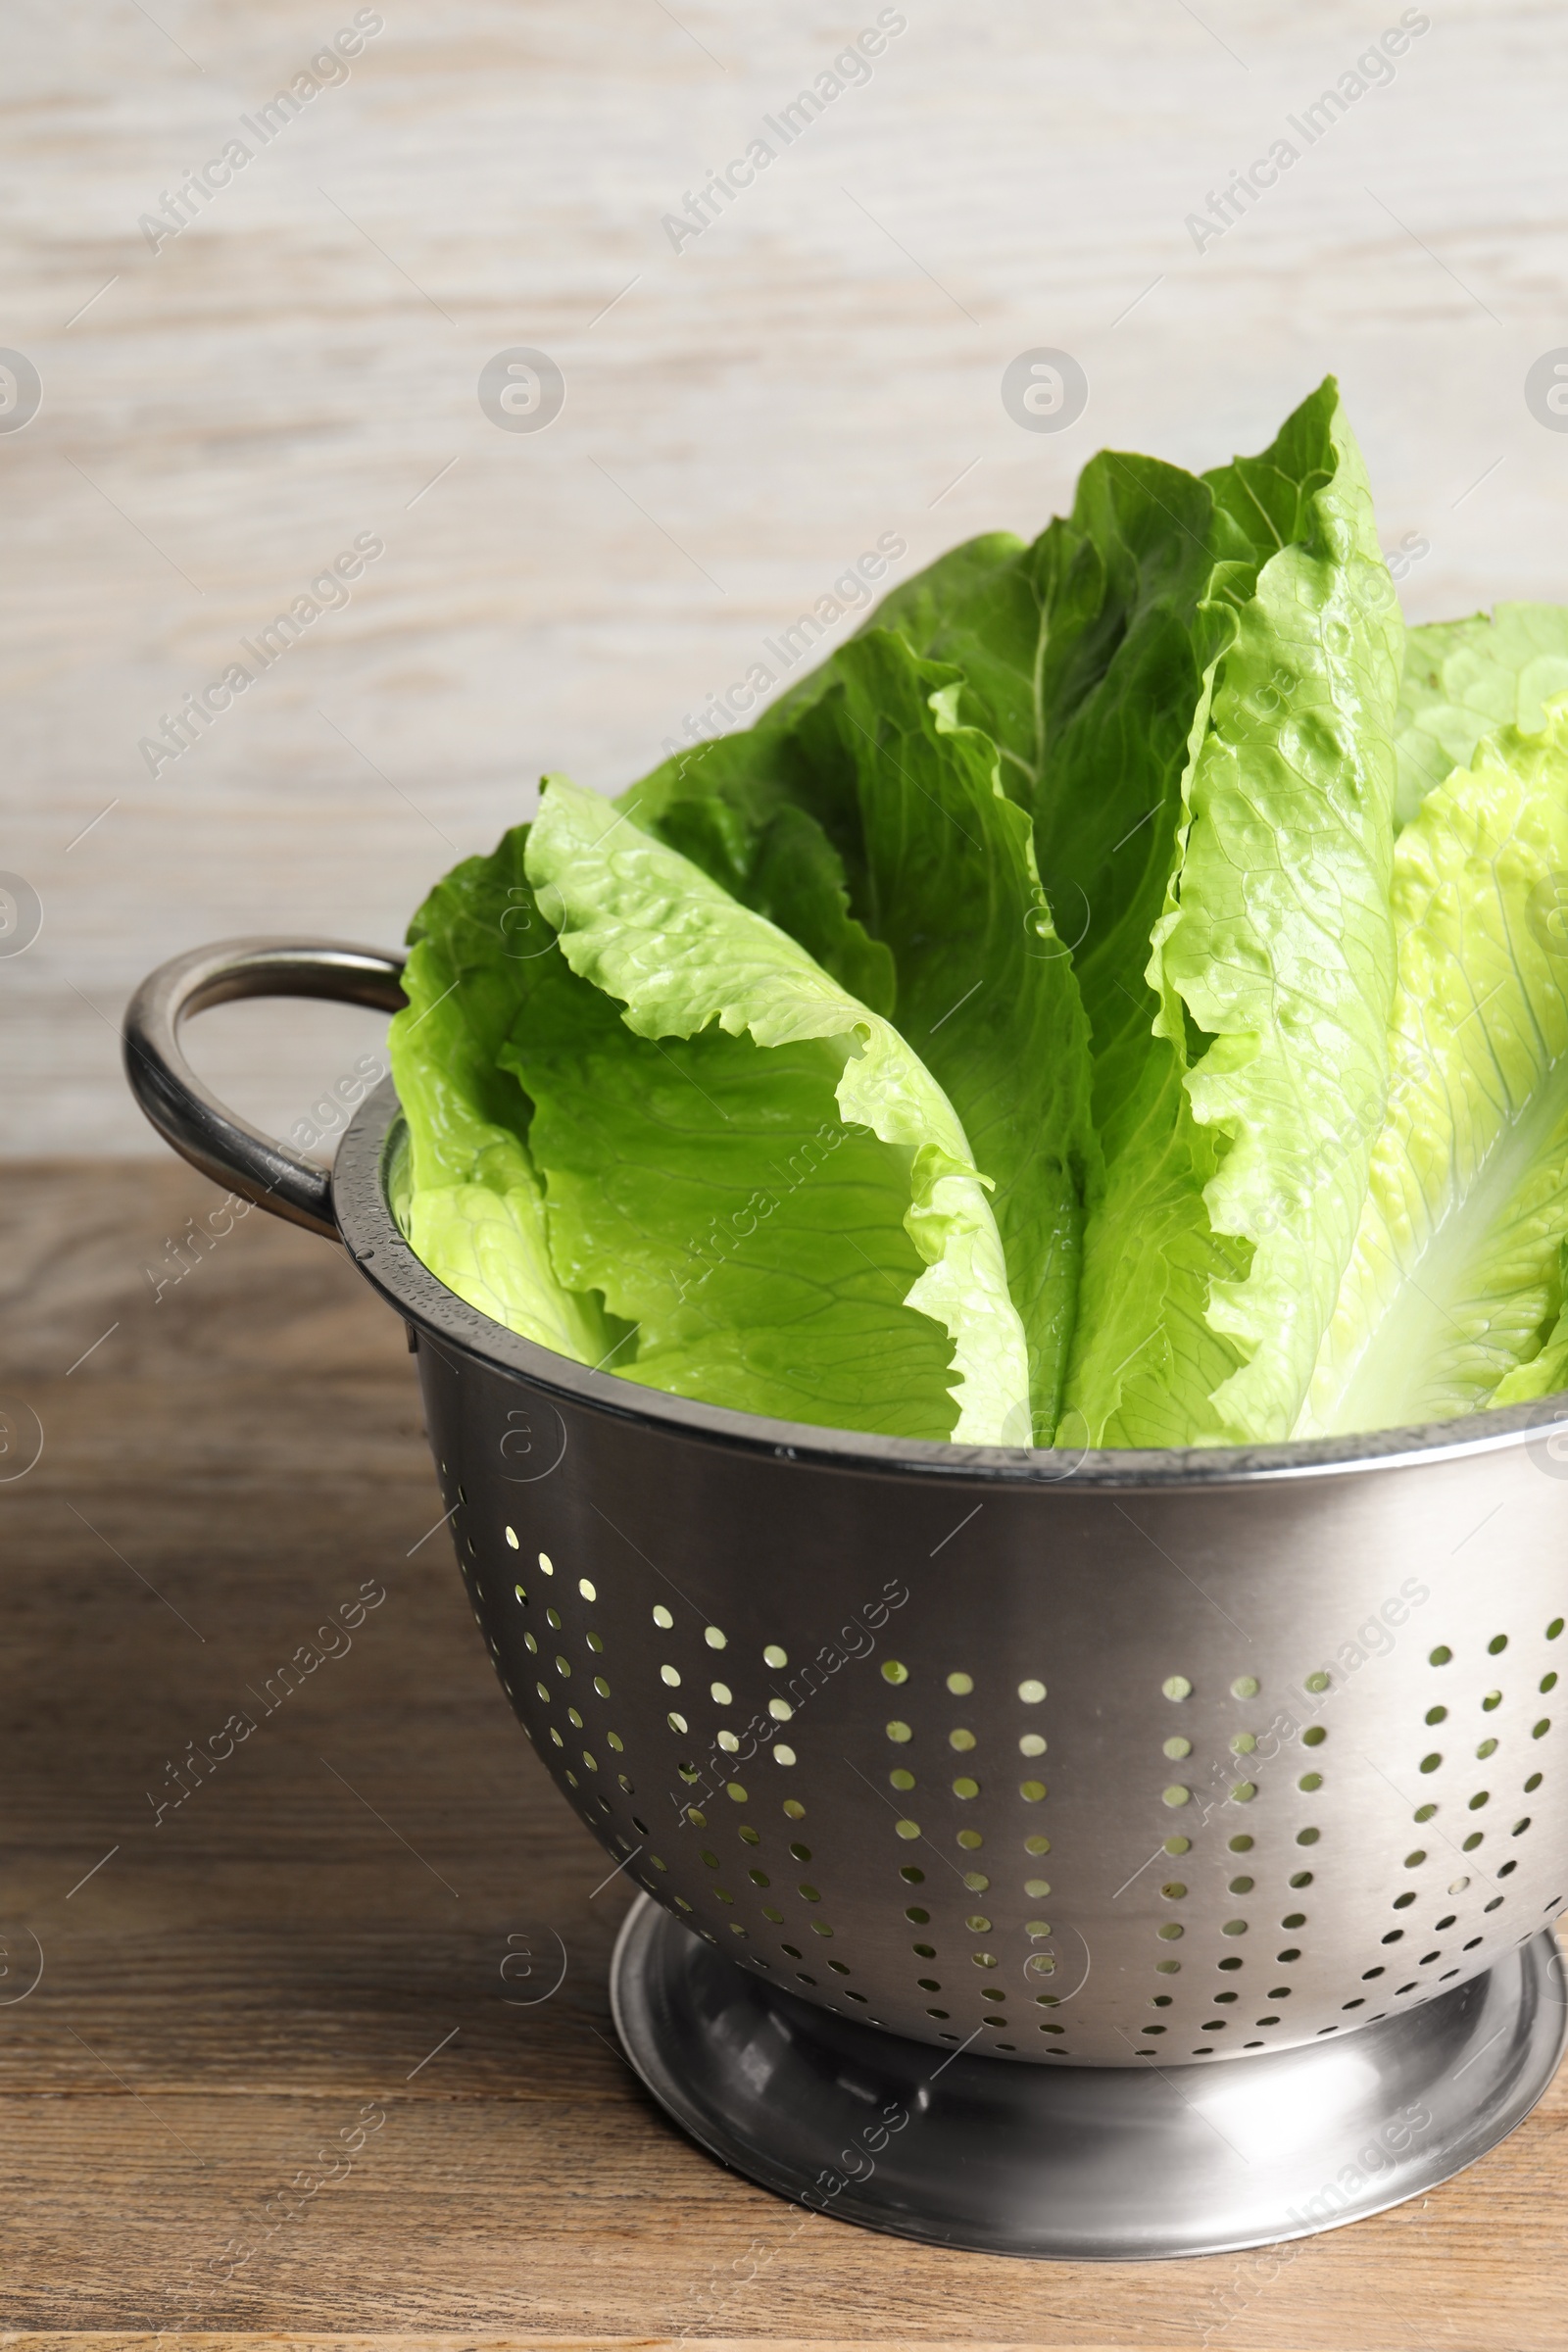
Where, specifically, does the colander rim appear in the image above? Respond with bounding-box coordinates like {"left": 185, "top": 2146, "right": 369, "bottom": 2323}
{"left": 334, "top": 1076, "right": 1568, "bottom": 1493}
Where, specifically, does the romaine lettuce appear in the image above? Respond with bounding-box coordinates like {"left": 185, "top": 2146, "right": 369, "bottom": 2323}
{"left": 389, "top": 382, "right": 1568, "bottom": 1449}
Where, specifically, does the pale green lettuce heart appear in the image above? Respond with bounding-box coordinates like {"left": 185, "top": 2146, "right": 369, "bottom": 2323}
{"left": 1300, "top": 706, "right": 1568, "bottom": 1435}
{"left": 1154, "top": 380, "right": 1406, "bottom": 1444}
{"left": 1396, "top": 604, "right": 1568, "bottom": 827}
{"left": 523, "top": 775, "right": 1032, "bottom": 1444}
{"left": 387, "top": 832, "right": 626, "bottom": 1364}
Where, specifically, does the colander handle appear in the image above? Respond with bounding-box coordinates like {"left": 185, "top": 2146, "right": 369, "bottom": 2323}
{"left": 122, "top": 938, "right": 408, "bottom": 1241}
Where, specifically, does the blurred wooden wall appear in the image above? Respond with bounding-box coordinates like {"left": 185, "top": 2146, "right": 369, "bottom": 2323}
{"left": 3, "top": 0, "right": 1563, "bottom": 1150}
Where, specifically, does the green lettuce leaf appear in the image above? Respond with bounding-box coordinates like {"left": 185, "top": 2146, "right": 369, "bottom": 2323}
{"left": 1396, "top": 605, "right": 1568, "bottom": 827}
{"left": 1154, "top": 378, "right": 1406, "bottom": 1444}
{"left": 386, "top": 834, "right": 628, "bottom": 1363}
{"left": 1300, "top": 707, "right": 1568, "bottom": 1434}
{"left": 620, "top": 633, "right": 1100, "bottom": 1438}
{"left": 791, "top": 631, "right": 1097, "bottom": 1438}
{"left": 520, "top": 776, "right": 1032, "bottom": 1443}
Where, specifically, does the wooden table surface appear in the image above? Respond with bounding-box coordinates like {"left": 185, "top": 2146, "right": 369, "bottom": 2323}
{"left": 1, "top": 1154, "right": 1565, "bottom": 2350}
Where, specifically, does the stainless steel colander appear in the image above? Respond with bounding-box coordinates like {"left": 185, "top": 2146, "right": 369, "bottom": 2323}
{"left": 124, "top": 940, "right": 1568, "bottom": 2261}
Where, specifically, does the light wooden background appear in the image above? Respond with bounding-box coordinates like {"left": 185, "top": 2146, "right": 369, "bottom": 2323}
{"left": 4, "top": 0, "right": 1568, "bottom": 1154}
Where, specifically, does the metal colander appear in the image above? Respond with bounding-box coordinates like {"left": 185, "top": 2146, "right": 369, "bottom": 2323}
{"left": 400, "top": 1240, "right": 1568, "bottom": 2071}
{"left": 124, "top": 942, "right": 1568, "bottom": 2251}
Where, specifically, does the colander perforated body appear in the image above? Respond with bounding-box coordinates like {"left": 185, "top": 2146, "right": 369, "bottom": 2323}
{"left": 330, "top": 1096, "right": 1568, "bottom": 2071}
{"left": 123, "top": 941, "right": 1568, "bottom": 2260}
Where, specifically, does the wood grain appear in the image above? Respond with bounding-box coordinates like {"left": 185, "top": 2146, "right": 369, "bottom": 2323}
{"left": 5, "top": 1, "right": 1568, "bottom": 1152}
{"left": 0, "top": 1158, "right": 1565, "bottom": 2345}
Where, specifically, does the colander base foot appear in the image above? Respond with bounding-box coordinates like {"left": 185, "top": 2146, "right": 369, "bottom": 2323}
{"left": 610, "top": 1896, "right": 1567, "bottom": 2261}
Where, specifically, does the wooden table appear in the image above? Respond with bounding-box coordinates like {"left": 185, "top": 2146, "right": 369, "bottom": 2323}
{"left": 1, "top": 1156, "right": 1565, "bottom": 2349}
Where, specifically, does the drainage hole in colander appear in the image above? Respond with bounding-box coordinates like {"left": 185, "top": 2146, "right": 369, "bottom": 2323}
{"left": 1526, "top": 1771, "right": 1544, "bottom": 1790}
{"left": 1513, "top": 1816, "right": 1534, "bottom": 1836}
{"left": 1498, "top": 1860, "right": 1519, "bottom": 1878}
{"left": 1143, "top": 2023, "right": 1167, "bottom": 2034}
{"left": 1343, "top": 1998, "right": 1365, "bottom": 2010}
{"left": 1243, "top": 2040, "right": 1264, "bottom": 2048}
{"left": 1229, "top": 1874, "right": 1254, "bottom": 1893}
{"left": 926, "top": 2007, "right": 949, "bottom": 2019}
{"left": 1547, "top": 1894, "right": 1565, "bottom": 1909}
{"left": 1255, "top": 2014, "right": 1281, "bottom": 2026}
{"left": 1211, "top": 1990, "right": 1238, "bottom": 2005}
{"left": 1393, "top": 1892, "right": 1416, "bottom": 1911}
{"left": 1363, "top": 1965, "right": 1386, "bottom": 1980}
{"left": 1276, "top": 1946, "right": 1301, "bottom": 1962}
{"left": 1267, "top": 1985, "right": 1292, "bottom": 1998}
